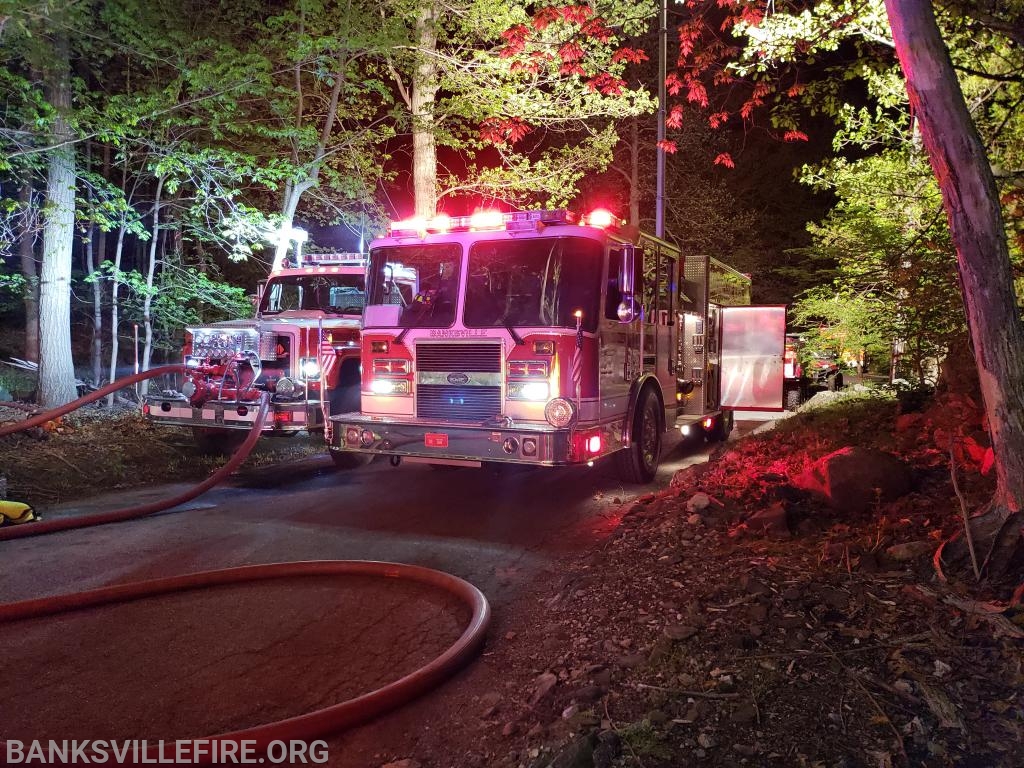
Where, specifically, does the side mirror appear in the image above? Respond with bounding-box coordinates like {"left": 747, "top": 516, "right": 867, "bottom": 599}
{"left": 617, "top": 297, "right": 640, "bottom": 323}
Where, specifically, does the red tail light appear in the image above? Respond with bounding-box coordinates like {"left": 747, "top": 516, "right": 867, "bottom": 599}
{"left": 274, "top": 411, "right": 294, "bottom": 423}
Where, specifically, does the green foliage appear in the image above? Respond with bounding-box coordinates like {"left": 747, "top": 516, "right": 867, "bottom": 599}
{"left": 93, "top": 257, "right": 251, "bottom": 352}
{"left": 792, "top": 150, "right": 965, "bottom": 384}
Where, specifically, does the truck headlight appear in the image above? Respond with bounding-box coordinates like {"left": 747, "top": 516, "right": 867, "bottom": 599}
{"left": 544, "top": 398, "right": 575, "bottom": 428}
{"left": 300, "top": 357, "right": 321, "bottom": 380}
{"left": 508, "top": 381, "right": 550, "bottom": 401}
{"left": 370, "top": 378, "right": 410, "bottom": 395}
{"left": 184, "top": 355, "right": 202, "bottom": 369}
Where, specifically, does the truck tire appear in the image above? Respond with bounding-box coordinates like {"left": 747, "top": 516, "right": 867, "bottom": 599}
{"left": 615, "top": 387, "right": 662, "bottom": 484}
{"left": 192, "top": 427, "right": 247, "bottom": 456}
{"left": 784, "top": 385, "right": 802, "bottom": 411}
{"left": 329, "top": 448, "right": 367, "bottom": 469}
{"left": 707, "top": 410, "right": 734, "bottom": 442}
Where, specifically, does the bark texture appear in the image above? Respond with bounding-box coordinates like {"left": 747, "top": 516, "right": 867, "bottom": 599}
{"left": 885, "top": 0, "right": 1024, "bottom": 523}
{"left": 37, "top": 29, "right": 78, "bottom": 407}
{"left": 18, "top": 184, "right": 39, "bottom": 364}
{"left": 411, "top": 3, "right": 438, "bottom": 218}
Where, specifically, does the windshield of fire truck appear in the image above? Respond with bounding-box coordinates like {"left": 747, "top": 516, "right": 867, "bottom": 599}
{"left": 260, "top": 274, "right": 366, "bottom": 315}
{"left": 366, "top": 244, "right": 460, "bottom": 328}
{"left": 464, "top": 237, "right": 601, "bottom": 331}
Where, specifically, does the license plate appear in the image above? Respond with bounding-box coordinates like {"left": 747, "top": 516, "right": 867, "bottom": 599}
{"left": 425, "top": 432, "right": 449, "bottom": 448}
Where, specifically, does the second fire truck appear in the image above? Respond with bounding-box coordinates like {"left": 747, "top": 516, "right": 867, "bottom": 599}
{"left": 145, "top": 253, "right": 391, "bottom": 463}
{"left": 328, "top": 209, "right": 786, "bottom": 481}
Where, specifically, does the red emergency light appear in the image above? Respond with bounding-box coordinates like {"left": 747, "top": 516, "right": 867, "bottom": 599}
{"left": 469, "top": 210, "right": 504, "bottom": 230}
{"left": 585, "top": 208, "right": 616, "bottom": 229}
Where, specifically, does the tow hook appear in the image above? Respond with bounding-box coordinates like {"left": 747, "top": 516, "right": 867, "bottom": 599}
{"left": 389, "top": 455, "right": 402, "bottom": 467}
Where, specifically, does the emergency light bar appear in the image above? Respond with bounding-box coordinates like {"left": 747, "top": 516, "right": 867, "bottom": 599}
{"left": 302, "top": 252, "right": 367, "bottom": 266}
{"left": 388, "top": 209, "right": 588, "bottom": 237}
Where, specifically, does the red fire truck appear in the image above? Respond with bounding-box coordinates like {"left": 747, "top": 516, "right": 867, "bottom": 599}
{"left": 145, "top": 253, "right": 389, "bottom": 461}
{"left": 327, "top": 209, "right": 786, "bottom": 481}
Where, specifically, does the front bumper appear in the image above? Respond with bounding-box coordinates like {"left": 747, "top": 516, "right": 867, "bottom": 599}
{"left": 329, "top": 413, "right": 577, "bottom": 466}
{"left": 145, "top": 395, "right": 323, "bottom": 433}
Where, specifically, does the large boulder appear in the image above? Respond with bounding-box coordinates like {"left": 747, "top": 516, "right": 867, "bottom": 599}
{"left": 792, "top": 446, "right": 914, "bottom": 513}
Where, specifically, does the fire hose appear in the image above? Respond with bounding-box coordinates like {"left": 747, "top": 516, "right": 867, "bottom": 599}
{"left": 0, "top": 369, "right": 491, "bottom": 761}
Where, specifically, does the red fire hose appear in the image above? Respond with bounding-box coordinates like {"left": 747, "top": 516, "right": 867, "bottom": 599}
{"left": 0, "top": 366, "right": 265, "bottom": 542}
{"left": 0, "top": 372, "right": 492, "bottom": 758}
{"left": 0, "top": 561, "right": 490, "bottom": 764}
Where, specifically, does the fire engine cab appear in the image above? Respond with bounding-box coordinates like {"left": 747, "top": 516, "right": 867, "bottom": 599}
{"left": 328, "top": 209, "right": 786, "bottom": 481}
{"left": 145, "top": 253, "right": 388, "bottom": 458}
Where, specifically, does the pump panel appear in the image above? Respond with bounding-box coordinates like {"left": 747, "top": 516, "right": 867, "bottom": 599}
{"left": 719, "top": 305, "right": 786, "bottom": 411}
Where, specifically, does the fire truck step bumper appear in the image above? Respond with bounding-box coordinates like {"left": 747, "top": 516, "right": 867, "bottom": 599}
{"left": 329, "top": 416, "right": 573, "bottom": 466}
{"left": 145, "top": 398, "right": 319, "bottom": 433}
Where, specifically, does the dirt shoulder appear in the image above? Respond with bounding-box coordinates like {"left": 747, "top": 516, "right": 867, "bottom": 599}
{"left": 0, "top": 403, "right": 323, "bottom": 509}
{"left": 377, "top": 393, "right": 1022, "bottom": 768}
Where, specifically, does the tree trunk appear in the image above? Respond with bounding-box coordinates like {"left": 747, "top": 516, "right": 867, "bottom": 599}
{"left": 106, "top": 224, "right": 126, "bottom": 408}
{"left": 17, "top": 184, "right": 39, "bottom": 364}
{"left": 885, "top": 0, "right": 1024, "bottom": 556}
{"left": 37, "top": 29, "right": 78, "bottom": 408}
{"left": 271, "top": 43, "right": 350, "bottom": 271}
{"left": 411, "top": 3, "right": 438, "bottom": 218}
{"left": 139, "top": 174, "right": 164, "bottom": 397}
{"left": 83, "top": 145, "right": 103, "bottom": 386}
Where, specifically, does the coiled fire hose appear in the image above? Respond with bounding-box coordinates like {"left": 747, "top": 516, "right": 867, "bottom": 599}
{"left": 0, "top": 370, "right": 491, "bottom": 761}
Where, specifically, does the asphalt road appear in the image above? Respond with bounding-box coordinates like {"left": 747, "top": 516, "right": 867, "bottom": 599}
{"left": 0, "top": 419, "right": 770, "bottom": 764}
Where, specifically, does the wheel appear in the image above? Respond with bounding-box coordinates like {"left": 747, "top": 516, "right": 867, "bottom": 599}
{"left": 784, "top": 385, "right": 802, "bottom": 411}
{"left": 707, "top": 410, "right": 734, "bottom": 442}
{"left": 192, "top": 427, "right": 247, "bottom": 456}
{"left": 615, "top": 388, "right": 662, "bottom": 484}
{"left": 329, "top": 448, "right": 368, "bottom": 469}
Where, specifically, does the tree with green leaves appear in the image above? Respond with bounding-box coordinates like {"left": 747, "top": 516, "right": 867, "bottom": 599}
{"left": 675, "top": 0, "right": 1024, "bottom": 572}
{"left": 381, "top": 0, "right": 657, "bottom": 215}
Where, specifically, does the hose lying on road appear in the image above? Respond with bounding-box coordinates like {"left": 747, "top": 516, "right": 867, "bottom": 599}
{"left": 0, "top": 373, "right": 493, "bottom": 758}
{"left": 0, "top": 367, "right": 267, "bottom": 542}
{"left": 0, "top": 560, "right": 491, "bottom": 763}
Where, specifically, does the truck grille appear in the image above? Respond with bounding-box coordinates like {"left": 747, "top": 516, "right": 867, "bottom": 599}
{"left": 417, "top": 385, "right": 502, "bottom": 422}
{"left": 416, "top": 343, "right": 502, "bottom": 372}
{"left": 416, "top": 342, "right": 503, "bottom": 422}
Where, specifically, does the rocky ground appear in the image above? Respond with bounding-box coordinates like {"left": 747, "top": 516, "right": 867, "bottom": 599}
{"left": 379, "top": 392, "right": 1022, "bottom": 768}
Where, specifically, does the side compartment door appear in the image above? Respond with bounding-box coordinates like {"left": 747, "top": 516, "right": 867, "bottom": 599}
{"left": 719, "top": 305, "right": 787, "bottom": 411}
{"left": 599, "top": 246, "right": 642, "bottom": 424}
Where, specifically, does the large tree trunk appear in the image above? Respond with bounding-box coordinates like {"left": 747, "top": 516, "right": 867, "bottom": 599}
{"left": 37, "top": 29, "right": 78, "bottom": 408}
{"left": 885, "top": 0, "right": 1024, "bottom": 562}
{"left": 17, "top": 184, "right": 39, "bottom": 364}
{"left": 411, "top": 3, "right": 438, "bottom": 218}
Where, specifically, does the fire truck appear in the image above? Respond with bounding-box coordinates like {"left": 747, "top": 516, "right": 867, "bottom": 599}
{"left": 327, "top": 209, "right": 786, "bottom": 481}
{"left": 145, "top": 253, "right": 394, "bottom": 462}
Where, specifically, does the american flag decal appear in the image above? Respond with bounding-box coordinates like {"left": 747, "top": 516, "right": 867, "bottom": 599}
{"left": 320, "top": 333, "right": 338, "bottom": 384}
{"left": 571, "top": 311, "right": 583, "bottom": 398}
